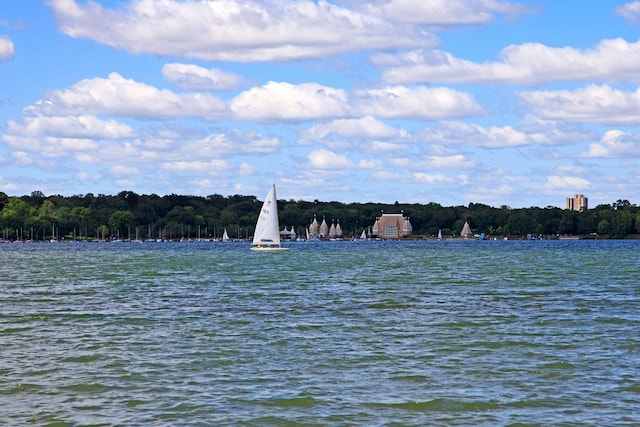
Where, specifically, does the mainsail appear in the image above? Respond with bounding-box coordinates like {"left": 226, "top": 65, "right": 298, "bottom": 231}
{"left": 251, "top": 184, "right": 288, "bottom": 251}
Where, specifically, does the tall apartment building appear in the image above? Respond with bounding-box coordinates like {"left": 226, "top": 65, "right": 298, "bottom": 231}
{"left": 566, "top": 194, "right": 588, "bottom": 211}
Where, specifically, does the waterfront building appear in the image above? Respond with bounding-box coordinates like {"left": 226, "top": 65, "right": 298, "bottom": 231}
{"left": 371, "top": 212, "right": 413, "bottom": 239}
{"left": 460, "top": 221, "right": 472, "bottom": 238}
{"left": 566, "top": 194, "right": 588, "bottom": 211}
{"left": 307, "top": 215, "right": 343, "bottom": 240}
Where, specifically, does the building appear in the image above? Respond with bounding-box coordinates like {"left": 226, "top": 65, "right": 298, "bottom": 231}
{"left": 371, "top": 212, "right": 413, "bottom": 239}
{"left": 566, "top": 194, "right": 588, "bottom": 211}
{"left": 460, "top": 221, "right": 472, "bottom": 238}
{"left": 307, "top": 215, "right": 343, "bottom": 240}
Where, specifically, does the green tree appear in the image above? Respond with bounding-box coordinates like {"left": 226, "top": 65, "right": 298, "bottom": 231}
{"left": 597, "top": 219, "right": 611, "bottom": 235}
{"left": 109, "top": 210, "right": 136, "bottom": 237}
{"left": 0, "top": 198, "right": 35, "bottom": 239}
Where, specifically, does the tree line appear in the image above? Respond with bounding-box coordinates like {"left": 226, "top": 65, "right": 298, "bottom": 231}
{"left": 0, "top": 191, "right": 638, "bottom": 241}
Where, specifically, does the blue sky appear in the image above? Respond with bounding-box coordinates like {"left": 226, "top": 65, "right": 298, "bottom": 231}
{"left": 2, "top": 0, "right": 640, "bottom": 208}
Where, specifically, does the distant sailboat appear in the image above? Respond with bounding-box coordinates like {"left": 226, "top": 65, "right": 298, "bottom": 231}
{"left": 360, "top": 229, "right": 367, "bottom": 240}
{"left": 438, "top": 229, "right": 442, "bottom": 240}
{"left": 250, "top": 184, "right": 288, "bottom": 251}
{"left": 222, "top": 228, "right": 231, "bottom": 242}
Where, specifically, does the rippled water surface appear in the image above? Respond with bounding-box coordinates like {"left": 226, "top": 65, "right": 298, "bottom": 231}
{"left": 1, "top": 240, "right": 639, "bottom": 426}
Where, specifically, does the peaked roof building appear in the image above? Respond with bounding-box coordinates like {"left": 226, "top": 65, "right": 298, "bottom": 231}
{"left": 307, "top": 215, "right": 343, "bottom": 240}
{"left": 371, "top": 212, "right": 412, "bottom": 239}
{"left": 460, "top": 221, "right": 472, "bottom": 238}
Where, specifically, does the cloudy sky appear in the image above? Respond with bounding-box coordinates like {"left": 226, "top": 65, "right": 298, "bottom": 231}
{"left": 1, "top": 0, "right": 640, "bottom": 207}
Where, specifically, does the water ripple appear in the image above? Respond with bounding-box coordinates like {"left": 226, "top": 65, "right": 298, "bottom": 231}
{"left": 1, "top": 240, "right": 640, "bottom": 425}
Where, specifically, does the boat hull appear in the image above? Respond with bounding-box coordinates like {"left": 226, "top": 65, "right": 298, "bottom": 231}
{"left": 250, "top": 246, "right": 289, "bottom": 252}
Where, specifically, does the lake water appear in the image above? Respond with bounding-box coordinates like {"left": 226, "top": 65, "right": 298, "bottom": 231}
{"left": 1, "top": 239, "right": 639, "bottom": 426}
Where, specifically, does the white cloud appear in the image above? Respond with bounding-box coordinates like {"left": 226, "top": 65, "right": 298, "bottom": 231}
{"left": 391, "top": 153, "right": 475, "bottom": 170}
{"left": 302, "top": 116, "right": 406, "bottom": 141}
{"left": 25, "top": 72, "right": 227, "bottom": 120}
{"left": 0, "top": 36, "right": 14, "bottom": 61}
{"left": 416, "top": 117, "right": 594, "bottom": 148}
{"left": 412, "top": 172, "right": 453, "bottom": 183}
{"left": 518, "top": 115, "right": 596, "bottom": 145}
{"left": 371, "top": 170, "right": 407, "bottom": 181}
{"left": 307, "top": 149, "right": 355, "bottom": 169}
{"left": 0, "top": 174, "right": 18, "bottom": 192}
{"left": 1, "top": 135, "right": 99, "bottom": 157}
{"left": 49, "top": 0, "right": 435, "bottom": 62}
{"left": 161, "top": 160, "right": 230, "bottom": 172}
{"left": 162, "top": 63, "right": 243, "bottom": 90}
{"left": 238, "top": 162, "right": 254, "bottom": 176}
{"left": 375, "top": 0, "right": 535, "bottom": 25}
{"left": 518, "top": 84, "right": 640, "bottom": 124}
{"left": 11, "top": 151, "right": 34, "bottom": 166}
{"left": 379, "top": 38, "right": 640, "bottom": 85}
{"left": 418, "top": 121, "right": 527, "bottom": 147}
{"left": 424, "top": 154, "right": 476, "bottom": 169}
{"left": 582, "top": 129, "right": 640, "bottom": 158}
{"left": 615, "top": 1, "right": 640, "bottom": 23}
{"left": 545, "top": 175, "right": 590, "bottom": 190}
{"left": 231, "top": 81, "right": 350, "bottom": 121}
{"left": 188, "top": 132, "right": 284, "bottom": 156}
{"left": 109, "top": 164, "right": 140, "bottom": 175}
{"left": 353, "top": 85, "right": 486, "bottom": 119}
{"left": 357, "top": 158, "right": 381, "bottom": 169}
{"left": 6, "top": 115, "right": 134, "bottom": 139}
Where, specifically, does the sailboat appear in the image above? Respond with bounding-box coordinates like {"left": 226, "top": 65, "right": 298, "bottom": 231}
{"left": 250, "top": 184, "right": 288, "bottom": 251}
{"left": 222, "top": 228, "right": 230, "bottom": 242}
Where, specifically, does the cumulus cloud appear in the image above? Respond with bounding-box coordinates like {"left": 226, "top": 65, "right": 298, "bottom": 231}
{"left": 417, "top": 121, "right": 528, "bottom": 148}
{"left": 582, "top": 129, "right": 640, "bottom": 158}
{"left": 393, "top": 154, "right": 475, "bottom": 170}
{"left": 189, "top": 132, "right": 284, "bottom": 156}
{"left": 161, "top": 159, "right": 230, "bottom": 172}
{"left": 416, "top": 117, "right": 593, "bottom": 148}
{"left": 5, "top": 115, "right": 134, "bottom": 139}
{"left": 49, "top": 0, "right": 435, "bottom": 62}
{"left": 544, "top": 175, "right": 590, "bottom": 190}
{"left": 374, "top": 0, "right": 535, "bottom": 25}
{"left": 412, "top": 171, "right": 454, "bottom": 183}
{"left": 15, "top": 72, "right": 486, "bottom": 130}
{"left": 302, "top": 116, "right": 406, "bottom": 141}
{"left": 518, "top": 84, "right": 640, "bottom": 124}
{"left": 378, "top": 38, "right": 640, "bottom": 85}
{"left": 109, "top": 164, "right": 140, "bottom": 175}
{"left": 24, "top": 72, "right": 227, "bottom": 120}
{"left": 232, "top": 82, "right": 484, "bottom": 122}
{"left": 0, "top": 36, "right": 14, "bottom": 61}
{"left": 162, "top": 63, "right": 243, "bottom": 90}
{"left": 1, "top": 134, "right": 100, "bottom": 157}
{"left": 307, "top": 149, "right": 355, "bottom": 169}
{"left": 615, "top": 1, "right": 640, "bottom": 23}
{"left": 353, "top": 85, "right": 486, "bottom": 119}
{"left": 230, "top": 81, "right": 350, "bottom": 121}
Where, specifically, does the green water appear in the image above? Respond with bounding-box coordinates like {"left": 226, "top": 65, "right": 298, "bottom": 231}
{"left": 1, "top": 240, "right": 639, "bottom": 425}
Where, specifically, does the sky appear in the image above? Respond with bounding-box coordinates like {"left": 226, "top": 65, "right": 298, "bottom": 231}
{"left": 1, "top": 1, "right": 640, "bottom": 208}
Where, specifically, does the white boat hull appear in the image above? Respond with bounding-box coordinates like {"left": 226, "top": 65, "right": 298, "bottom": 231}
{"left": 250, "top": 246, "right": 289, "bottom": 252}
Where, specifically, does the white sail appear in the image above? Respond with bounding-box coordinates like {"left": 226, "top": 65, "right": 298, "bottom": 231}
{"left": 222, "top": 228, "right": 230, "bottom": 242}
{"left": 360, "top": 229, "right": 367, "bottom": 240}
{"left": 438, "top": 229, "right": 442, "bottom": 239}
{"left": 250, "top": 184, "right": 288, "bottom": 251}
